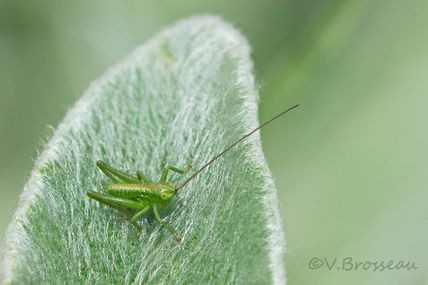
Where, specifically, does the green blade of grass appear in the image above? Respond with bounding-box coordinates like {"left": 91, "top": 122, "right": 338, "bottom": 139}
{"left": 1, "top": 16, "right": 286, "bottom": 284}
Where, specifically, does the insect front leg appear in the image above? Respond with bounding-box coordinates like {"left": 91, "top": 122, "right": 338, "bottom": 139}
{"left": 96, "top": 160, "right": 140, "bottom": 183}
{"left": 152, "top": 204, "right": 181, "bottom": 241}
{"left": 159, "top": 163, "right": 192, "bottom": 182}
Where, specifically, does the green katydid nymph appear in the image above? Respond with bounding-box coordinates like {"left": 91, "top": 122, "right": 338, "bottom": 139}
{"left": 87, "top": 104, "right": 299, "bottom": 241}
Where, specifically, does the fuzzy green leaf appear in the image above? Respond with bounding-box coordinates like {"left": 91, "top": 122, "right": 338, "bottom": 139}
{"left": 0, "top": 16, "right": 285, "bottom": 284}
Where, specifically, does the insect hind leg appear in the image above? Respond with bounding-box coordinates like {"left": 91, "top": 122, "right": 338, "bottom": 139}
{"left": 87, "top": 191, "right": 133, "bottom": 216}
{"left": 96, "top": 160, "right": 140, "bottom": 183}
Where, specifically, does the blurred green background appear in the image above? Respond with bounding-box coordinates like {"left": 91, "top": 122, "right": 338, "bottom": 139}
{"left": 1, "top": 0, "right": 427, "bottom": 284}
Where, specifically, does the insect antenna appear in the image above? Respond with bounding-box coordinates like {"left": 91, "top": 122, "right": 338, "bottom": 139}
{"left": 175, "top": 104, "right": 299, "bottom": 192}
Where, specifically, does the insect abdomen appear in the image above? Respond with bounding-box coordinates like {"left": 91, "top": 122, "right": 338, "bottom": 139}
{"left": 107, "top": 183, "right": 154, "bottom": 199}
